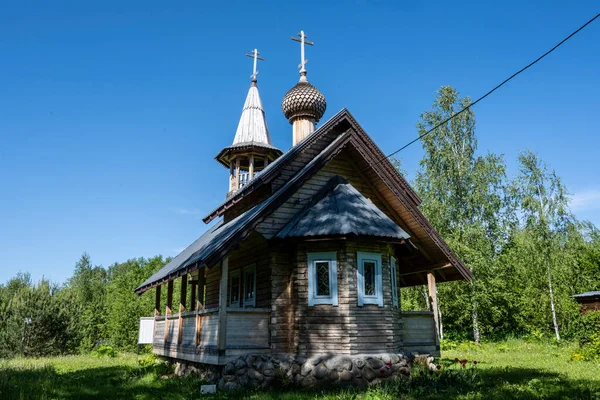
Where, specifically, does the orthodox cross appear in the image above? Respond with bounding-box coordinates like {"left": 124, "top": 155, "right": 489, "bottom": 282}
{"left": 291, "top": 30, "right": 313, "bottom": 73}
{"left": 245, "top": 48, "right": 264, "bottom": 81}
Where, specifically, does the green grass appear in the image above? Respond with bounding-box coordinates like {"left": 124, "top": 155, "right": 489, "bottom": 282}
{"left": 0, "top": 340, "right": 598, "bottom": 399}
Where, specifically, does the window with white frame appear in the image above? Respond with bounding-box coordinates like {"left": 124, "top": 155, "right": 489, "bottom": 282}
{"left": 390, "top": 256, "right": 399, "bottom": 308}
{"left": 307, "top": 252, "right": 338, "bottom": 306}
{"left": 357, "top": 252, "right": 383, "bottom": 306}
{"left": 229, "top": 270, "right": 241, "bottom": 307}
{"left": 243, "top": 264, "right": 256, "bottom": 307}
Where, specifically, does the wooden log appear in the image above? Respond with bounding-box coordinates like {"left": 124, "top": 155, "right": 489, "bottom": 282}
{"left": 190, "top": 280, "right": 197, "bottom": 312}
{"left": 427, "top": 272, "right": 440, "bottom": 347}
{"left": 164, "top": 280, "right": 173, "bottom": 342}
{"left": 218, "top": 257, "right": 229, "bottom": 354}
{"left": 196, "top": 267, "right": 206, "bottom": 346}
{"left": 178, "top": 274, "right": 187, "bottom": 344}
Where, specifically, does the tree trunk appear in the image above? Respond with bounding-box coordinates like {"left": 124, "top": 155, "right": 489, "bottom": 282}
{"left": 472, "top": 300, "right": 481, "bottom": 343}
{"left": 547, "top": 264, "right": 561, "bottom": 341}
{"left": 438, "top": 298, "right": 444, "bottom": 340}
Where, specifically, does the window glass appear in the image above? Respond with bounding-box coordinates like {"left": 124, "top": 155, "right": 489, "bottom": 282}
{"left": 316, "top": 261, "right": 331, "bottom": 296}
{"left": 230, "top": 273, "right": 240, "bottom": 305}
{"left": 307, "top": 252, "right": 338, "bottom": 306}
{"left": 363, "top": 261, "right": 376, "bottom": 296}
{"left": 357, "top": 252, "right": 383, "bottom": 307}
{"left": 243, "top": 266, "right": 256, "bottom": 306}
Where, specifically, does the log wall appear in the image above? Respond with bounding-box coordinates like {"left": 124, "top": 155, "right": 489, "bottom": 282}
{"left": 205, "top": 232, "right": 271, "bottom": 309}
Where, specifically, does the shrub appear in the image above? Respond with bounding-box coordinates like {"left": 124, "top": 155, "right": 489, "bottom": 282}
{"left": 94, "top": 344, "right": 116, "bottom": 358}
{"left": 573, "top": 312, "right": 600, "bottom": 346}
{"left": 579, "top": 333, "right": 600, "bottom": 361}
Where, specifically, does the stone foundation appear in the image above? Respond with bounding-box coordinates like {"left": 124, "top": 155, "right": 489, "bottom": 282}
{"left": 217, "top": 353, "right": 412, "bottom": 391}
{"left": 171, "top": 353, "right": 415, "bottom": 391}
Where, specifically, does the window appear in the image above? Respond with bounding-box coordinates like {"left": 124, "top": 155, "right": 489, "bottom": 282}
{"left": 390, "top": 256, "right": 399, "bottom": 308}
{"left": 307, "top": 252, "right": 338, "bottom": 306}
{"left": 229, "top": 270, "right": 240, "bottom": 306}
{"left": 357, "top": 252, "right": 383, "bottom": 306}
{"left": 243, "top": 265, "right": 256, "bottom": 307}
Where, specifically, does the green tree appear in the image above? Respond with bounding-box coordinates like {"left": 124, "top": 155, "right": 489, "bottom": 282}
{"left": 513, "top": 150, "right": 572, "bottom": 340}
{"left": 104, "top": 256, "right": 166, "bottom": 350}
{"left": 414, "top": 86, "right": 513, "bottom": 342}
{"left": 68, "top": 253, "right": 108, "bottom": 351}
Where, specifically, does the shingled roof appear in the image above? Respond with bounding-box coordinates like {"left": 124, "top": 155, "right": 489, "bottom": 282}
{"left": 278, "top": 177, "right": 410, "bottom": 240}
{"left": 137, "top": 109, "right": 473, "bottom": 294}
{"left": 135, "top": 133, "right": 349, "bottom": 294}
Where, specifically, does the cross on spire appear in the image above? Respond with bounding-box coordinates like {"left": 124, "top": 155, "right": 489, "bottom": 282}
{"left": 291, "top": 30, "right": 314, "bottom": 77}
{"left": 245, "top": 49, "right": 264, "bottom": 82}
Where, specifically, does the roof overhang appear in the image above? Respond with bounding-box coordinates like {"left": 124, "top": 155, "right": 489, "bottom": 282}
{"left": 215, "top": 143, "right": 283, "bottom": 169}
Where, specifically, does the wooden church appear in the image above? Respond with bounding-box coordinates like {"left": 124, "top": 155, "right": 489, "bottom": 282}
{"left": 135, "top": 31, "right": 472, "bottom": 368}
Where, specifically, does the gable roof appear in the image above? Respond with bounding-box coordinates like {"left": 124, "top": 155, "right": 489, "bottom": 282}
{"left": 278, "top": 176, "right": 410, "bottom": 241}
{"left": 137, "top": 109, "right": 472, "bottom": 294}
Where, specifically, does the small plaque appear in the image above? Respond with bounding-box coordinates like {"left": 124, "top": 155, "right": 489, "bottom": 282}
{"left": 200, "top": 384, "right": 217, "bottom": 394}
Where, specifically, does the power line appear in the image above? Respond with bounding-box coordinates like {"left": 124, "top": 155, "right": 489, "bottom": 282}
{"left": 379, "top": 12, "right": 600, "bottom": 162}
{"left": 294, "top": 13, "right": 599, "bottom": 206}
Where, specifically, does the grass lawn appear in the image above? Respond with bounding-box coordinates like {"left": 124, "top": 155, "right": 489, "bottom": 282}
{"left": 0, "top": 340, "right": 598, "bottom": 400}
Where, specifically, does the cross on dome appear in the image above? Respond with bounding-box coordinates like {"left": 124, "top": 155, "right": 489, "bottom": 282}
{"left": 291, "top": 30, "right": 314, "bottom": 80}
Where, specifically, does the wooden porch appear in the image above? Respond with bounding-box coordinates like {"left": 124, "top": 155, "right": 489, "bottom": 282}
{"left": 153, "top": 308, "right": 270, "bottom": 365}
{"left": 151, "top": 256, "right": 270, "bottom": 365}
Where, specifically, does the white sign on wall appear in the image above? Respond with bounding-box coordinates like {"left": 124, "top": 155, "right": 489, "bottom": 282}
{"left": 138, "top": 317, "right": 155, "bottom": 344}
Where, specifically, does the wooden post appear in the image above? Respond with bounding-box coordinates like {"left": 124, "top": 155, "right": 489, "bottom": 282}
{"left": 235, "top": 157, "right": 241, "bottom": 190}
{"left": 264, "top": 157, "right": 269, "bottom": 167}
{"left": 190, "top": 280, "right": 197, "bottom": 312}
{"left": 154, "top": 285, "right": 161, "bottom": 317}
{"left": 249, "top": 154, "right": 255, "bottom": 179}
{"left": 195, "top": 267, "right": 206, "bottom": 346}
{"left": 427, "top": 272, "right": 440, "bottom": 347}
{"left": 229, "top": 161, "right": 235, "bottom": 191}
{"left": 217, "top": 257, "right": 229, "bottom": 355}
{"left": 178, "top": 275, "right": 187, "bottom": 344}
{"left": 164, "top": 280, "right": 173, "bottom": 342}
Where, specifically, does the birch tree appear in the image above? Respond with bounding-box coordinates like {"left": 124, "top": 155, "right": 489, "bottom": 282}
{"left": 514, "top": 150, "right": 570, "bottom": 341}
{"left": 415, "top": 86, "right": 511, "bottom": 342}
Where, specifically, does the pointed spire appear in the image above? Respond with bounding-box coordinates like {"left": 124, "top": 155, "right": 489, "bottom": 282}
{"left": 232, "top": 83, "right": 272, "bottom": 146}
{"left": 232, "top": 49, "right": 272, "bottom": 146}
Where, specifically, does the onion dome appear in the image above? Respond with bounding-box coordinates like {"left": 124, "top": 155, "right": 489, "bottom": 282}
{"left": 281, "top": 73, "right": 327, "bottom": 123}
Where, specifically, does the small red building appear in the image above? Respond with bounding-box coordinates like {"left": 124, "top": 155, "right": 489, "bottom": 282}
{"left": 573, "top": 291, "right": 600, "bottom": 314}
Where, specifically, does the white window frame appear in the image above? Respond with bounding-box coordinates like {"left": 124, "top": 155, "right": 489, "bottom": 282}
{"left": 243, "top": 264, "right": 256, "bottom": 307}
{"left": 357, "top": 252, "right": 383, "bottom": 307}
{"left": 390, "top": 256, "right": 399, "bottom": 308}
{"left": 229, "top": 269, "right": 241, "bottom": 307}
{"left": 307, "top": 252, "right": 338, "bottom": 306}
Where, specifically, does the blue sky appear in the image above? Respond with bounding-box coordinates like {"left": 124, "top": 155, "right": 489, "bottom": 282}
{"left": 1, "top": 1, "right": 599, "bottom": 285}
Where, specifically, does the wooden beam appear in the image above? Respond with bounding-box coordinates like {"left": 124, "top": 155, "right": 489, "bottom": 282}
{"left": 178, "top": 275, "right": 187, "bottom": 344}
{"left": 189, "top": 280, "right": 197, "bottom": 312}
{"left": 198, "top": 267, "right": 206, "bottom": 309}
{"left": 217, "top": 257, "right": 229, "bottom": 355}
{"left": 249, "top": 154, "right": 255, "bottom": 179}
{"left": 164, "top": 280, "right": 173, "bottom": 342}
{"left": 398, "top": 262, "right": 452, "bottom": 276}
{"left": 154, "top": 285, "right": 161, "bottom": 317}
{"left": 196, "top": 267, "right": 206, "bottom": 346}
{"left": 427, "top": 273, "right": 440, "bottom": 347}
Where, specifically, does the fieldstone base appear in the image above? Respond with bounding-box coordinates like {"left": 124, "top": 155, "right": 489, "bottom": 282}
{"left": 173, "top": 360, "right": 220, "bottom": 383}
{"left": 217, "top": 353, "right": 412, "bottom": 391}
